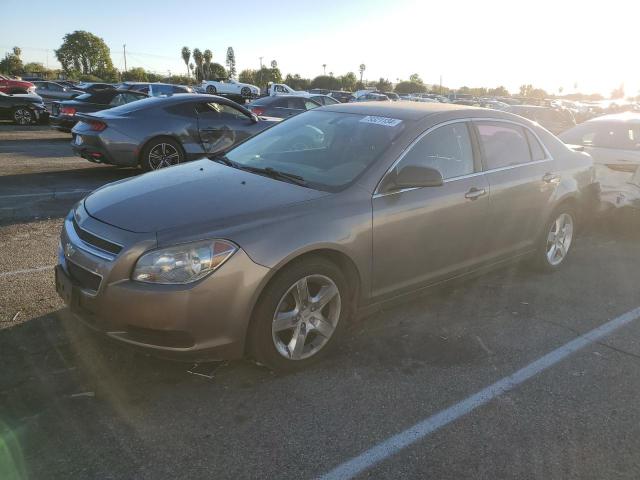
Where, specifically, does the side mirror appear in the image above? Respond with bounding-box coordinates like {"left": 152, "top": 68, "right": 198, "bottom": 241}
{"left": 380, "top": 164, "right": 444, "bottom": 193}
{"left": 250, "top": 113, "right": 259, "bottom": 123}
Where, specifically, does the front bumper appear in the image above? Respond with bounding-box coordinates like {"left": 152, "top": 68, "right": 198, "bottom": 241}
{"left": 55, "top": 206, "right": 271, "bottom": 361}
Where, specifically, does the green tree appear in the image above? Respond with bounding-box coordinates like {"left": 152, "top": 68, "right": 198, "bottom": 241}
{"left": 375, "top": 78, "right": 392, "bottom": 92}
{"left": 488, "top": 85, "right": 509, "bottom": 97}
{"left": 310, "top": 75, "right": 341, "bottom": 90}
{"left": 181, "top": 46, "right": 191, "bottom": 78}
{"left": 0, "top": 52, "right": 23, "bottom": 76}
{"left": 209, "top": 63, "right": 227, "bottom": 79}
{"left": 519, "top": 84, "right": 533, "bottom": 97}
{"left": 270, "top": 59, "right": 277, "bottom": 69}
{"left": 55, "top": 31, "right": 115, "bottom": 79}
{"left": 394, "top": 81, "right": 426, "bottom": 94}
{"left": 358, "top": 64, "right": 366, "bottom": 84}
{"left": 192, "top": 48, "right": 204, "bottom": 81}
{"left": 284, "top": 74, "right": 311, "bottom": 90}
{"left": 338, "top": 72, "right": 357, "bottom": 91}
{"left": 611, "top": 83, "right": 625, "bottom": 99}
{"left": 253, "top": 66, "right": 281, "bottom": 89}
{"left": 239, "top": 69, "right": 256, "bottom": 85}
{"left": 121, "top": 67, "right": 148, "bottom": 82}
{"left": 409, "top": 73, "right": 423, "bottom": 84}
{"left": 203, "top": 49, "right": 213, "bottom": 79}
{"left": 225, "top": 47, "right": 236, "bottom": 78}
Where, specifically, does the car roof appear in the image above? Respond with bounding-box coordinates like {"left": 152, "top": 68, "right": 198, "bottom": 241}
{"left": 587, "top": 112, "right": 640, "bottom": 124}
{"left": 320, "top": 101, "right": 475, "bottom": 121}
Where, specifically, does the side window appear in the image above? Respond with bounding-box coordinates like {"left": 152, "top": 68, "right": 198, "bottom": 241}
{"left": 477, "top": 122, "right": 531, "bottom": 169}
{"left": 197, "top": 102, "right": 247, "bottom": 121}
{"left": 400, "top": 122, "right": 475, "bottom": 180}
{"left": 591, "top": 124, "right": 639, "bottom": 150}
{"left": 109, "top": 93, "right": 127, "bottom": 106}
{"left": 525, "top": 129, "right": 546, "bottom": 161}
{"left": 304, "top": 100, "right": 319, "bottom": 110}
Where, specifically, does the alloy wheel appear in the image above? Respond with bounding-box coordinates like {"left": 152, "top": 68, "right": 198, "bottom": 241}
{"left": 14, "top": 108, "right": 33, "bottom": 125}
{"left": 271, "top": 274, "right": 341, "bottom": 360}
{"left": 148, "top": 143, "right": 181, "bottom": 170}
{"left": 546, "top": 213, "right": 574, "bottom": 266}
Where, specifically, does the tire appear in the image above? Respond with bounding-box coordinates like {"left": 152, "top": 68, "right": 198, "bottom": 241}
{"left": 531, "top": 206, "right": 576, "bottom": 272}
{"left": 248, "top": 256, "right": 350, "bottom": 371}
{"left": 206, "top": 85, "right": 217, "bottom": 94}
{"left": 240, "top": 87, "right": 251, "bottom": 97}
{"left": 13, "top": 107, "right": 34, "bottom": 125}
{"left": 139, "top": 137, "right": 184, "bottom": 172}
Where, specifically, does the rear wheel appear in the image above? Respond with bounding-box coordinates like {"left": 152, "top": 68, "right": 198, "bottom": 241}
{"left": 206, "top": 85, "right": 217, "bottom": 94}
{"left": 532, "top": 207, "right": 576, "bottom": 272}
{"left": 140, "top": 137, "right": 184, "bottom": 171}
{"left": 13, "top": 107, "right": 34, "bottom": 125}
{"left": 249, "top": 257, "right": 349, "bottom": 371}
{"left": 241, "top": 87, "right": 251, "bottom": 97}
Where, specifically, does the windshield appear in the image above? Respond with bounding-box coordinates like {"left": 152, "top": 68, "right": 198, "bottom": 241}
{"left": 225, "top": 110, "right": 405, "bottom": 191}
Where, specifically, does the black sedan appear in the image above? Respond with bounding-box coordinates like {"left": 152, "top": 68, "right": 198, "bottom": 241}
{"left": 70, "top": 94, "right": 281, "bottom": 171}
{"left": 51, "top": 90, "right": 148, "bottom": 132}
{"left": 247, "top": 95, "right": 321, "bottom": 118}
{"left": 0, "top": 91, "right": 49, "bottom": 125}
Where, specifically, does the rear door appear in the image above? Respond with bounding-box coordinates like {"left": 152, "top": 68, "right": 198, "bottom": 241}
{"left": 372, "top": 121, "right": 491, "bottom": 298}
{"left": 196, "top": 101, "right": 256, "bottom": 155}
{"left": 474, "top": 120, "right": 558, "bottom": 257}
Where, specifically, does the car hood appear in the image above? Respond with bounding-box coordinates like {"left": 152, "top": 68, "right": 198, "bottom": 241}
{"left": 9, "top": 93, "right": 42, "bottom": 103}
{"left": 84, "top": 159, "right": 329, "bottom": 233}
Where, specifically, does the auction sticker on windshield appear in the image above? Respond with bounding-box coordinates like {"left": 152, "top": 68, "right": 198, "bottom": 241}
{"left": 359, "top": 116, "right": 402, "bottom": 127}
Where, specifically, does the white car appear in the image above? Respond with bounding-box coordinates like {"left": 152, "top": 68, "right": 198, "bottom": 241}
{"left": 201, "top": 78, "right": 260, "bottom": 97}
{"left": 560, "top": 112, "right": 640, "bottom": 210}
{"left": 267, "top": 83, "right": 311, "bottom": 97}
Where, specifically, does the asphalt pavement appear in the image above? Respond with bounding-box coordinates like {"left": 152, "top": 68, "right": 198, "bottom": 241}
{"left": 1, "top": 123, "right": 640, "bottom": 479}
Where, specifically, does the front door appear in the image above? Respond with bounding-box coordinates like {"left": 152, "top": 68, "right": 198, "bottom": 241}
{"left": 196, "top": 101, "right": 255, "bottom": 155}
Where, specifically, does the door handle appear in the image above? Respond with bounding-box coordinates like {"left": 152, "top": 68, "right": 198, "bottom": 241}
{"left": 542, "top": 172, "right": 560, "bottom": 183}
{"left": 464, "top": 187, "right": 487, "bottom": 200}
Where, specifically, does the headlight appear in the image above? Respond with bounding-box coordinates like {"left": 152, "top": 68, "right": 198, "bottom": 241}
{"left": 132, "top": 239, "right": 237, "bottom": 284}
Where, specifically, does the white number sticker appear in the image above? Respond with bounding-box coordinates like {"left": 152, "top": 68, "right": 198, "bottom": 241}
{"left": 359, "top": 116, "right": 402, "bottom": 127}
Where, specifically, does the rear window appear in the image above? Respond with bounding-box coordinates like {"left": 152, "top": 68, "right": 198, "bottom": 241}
{"left": 476, "top": 121, "right": 532, "bottom": 169}
{"left": 74, "top": 92, "right": 114, "bottom": 104}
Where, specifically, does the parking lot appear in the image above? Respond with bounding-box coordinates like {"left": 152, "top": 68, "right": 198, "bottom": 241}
{"left": 2, "top": 123, "right": 640, "bottom": 479}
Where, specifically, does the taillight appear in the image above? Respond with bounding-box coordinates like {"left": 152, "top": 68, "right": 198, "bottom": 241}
{"left": 60, "top": 106, "right": 76, "bottom": 116}
{"left": 87, "top": 120, "right": 107, "bottom": 132}
{"left": 251, "top": 107, "right": 265, "bottom": 116}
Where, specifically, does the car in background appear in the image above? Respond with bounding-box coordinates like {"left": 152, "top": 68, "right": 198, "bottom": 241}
{"left": 201, "top": 78, "right": 260, "bottom": 98}
{"left": 248, "top": 95, "right": 321, "bottom": 118}
{"left": 32, "top": 81, "right": 84, "bottom": 101}
{"left": 560, "top": 113, "right": 640, "bottom": 210}
{"left": 0, "top": 75, "right": 35, "bottom": 94}
{"left": 479, "top": 99, "right": 510, "bottom": 111}
{"left": 70, "top": 94, "right": 280, "bottom": 170}
{"left": 0, "top": 91, "right": 49, "bottom": 125}
{"left": 73, "top": 82, "right": 115, "bottom": 93}
{"left": 117, "top": 82, "right": 193, "bottom": 96}
{"left": 51, "top": 90, "right": 148, "bottom": 132}
{"left": 56, "top": 102, "right": 594, "bottom": 370}
{"left": 383, "top": 92, "right": 400, "bottom": 101}
{"left": 355, "top": 93, "right": 390, "bottom": 102}
{"left": 508, "top": 105, "right": 576, "bottom": 135}
{"left": 308, "top": 88, "right": 331, "bottom": 95}
{"left": 328, "top": 91, "right": 354, "bottom": 103}
{"left": 309, "top": 95, "right": 340, "bottom": 106}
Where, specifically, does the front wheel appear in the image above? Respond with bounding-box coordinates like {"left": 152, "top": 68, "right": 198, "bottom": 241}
{"left": 248, "top": 257, "right": 349, "bottom": 371}
{"left": 532, "top": 207, "right": 575, "bottom": 272}
{"left": 206, "top": 85, "right": 217, "bottom": 94}
{"left": 240, "top": 87, "right": 251, "bottom": 97}
{"left": 140, "top": 138, "right": 184, "bottom": 171}
{"left": 13, "top": 107, "right": 34, "bottom": 125}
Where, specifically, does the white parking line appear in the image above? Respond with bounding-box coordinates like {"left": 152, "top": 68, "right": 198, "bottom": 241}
{"left": 0, "top": 266, "right": 54, "bottom": 278}
{"left": 0, "top": 190, "right": 91, "bottom": 200}
{"left": 318, "top": 306, "right": 640, "bottom": 480}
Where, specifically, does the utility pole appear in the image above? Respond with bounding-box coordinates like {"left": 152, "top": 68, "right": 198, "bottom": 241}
{"left": 259, "top": 57, "right": 263, "bottom": 69}
{"left": 439, "top": 74, "right": 442, "bottom": 94}
{"left": 123, "top": 44, "right": 127, "bottom": 73}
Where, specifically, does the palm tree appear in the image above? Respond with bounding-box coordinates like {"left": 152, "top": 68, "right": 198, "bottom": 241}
{"left": 203, "top": 49, "right": 213, "bottom": 80}
{"left": 192, "top": 48, "right": 204, "bottom": 81}
{"left": 181, "top": 47, "right": 191, "bottom": 78}
{"left": 322, "top": 64, "right": 327, "bottom": 75}
{"left": 359, "top": 64, "right": 366, "bottom": 84}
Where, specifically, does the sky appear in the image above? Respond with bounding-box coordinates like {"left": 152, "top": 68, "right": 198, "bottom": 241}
{"left": 2, "top": 0, "right": 639, "bottom": 97}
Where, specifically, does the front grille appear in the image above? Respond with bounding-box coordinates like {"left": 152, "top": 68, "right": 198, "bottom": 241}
{"left": 67, "top": 261, "right": 101, "bottom": 292}
{"left": 72, "top": 218, "right": 122, "bottom": 255}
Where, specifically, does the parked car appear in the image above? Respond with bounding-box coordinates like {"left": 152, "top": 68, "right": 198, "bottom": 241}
{"left": 309, "top": 95, "right": 340, "bottom": 106}
{"left": 560, "top": 113, "right": 640, "bottom": 210}
{"left": 32, "top": 81, "right": 83, "bottom": 101}
{"left": 328, "top": 91, "right": 354, "bottom": 103}
{"left": 73, "top": 82, "right": 115, "bottom": 93}
{"left": 55, "top": 103, "right": 594, "bottom": 371}
{"left": 383, "top": 92, "right": 400, "bottom": 101}
{"left": 201, "top": 78, "right": 260, "bottom": 98}
{"left": 70, "top": 94, "right": 280, "bottom": 170}
{"left": 355, "top": 93, "right": 390, "bottom": 102}
{"left": 247, "top": 95, "right": 321, "bottom": 118}
{"left": 0, "top": 75, "right": 35, "bottom": 94}
{"left": 51, "top": 90, "right": 148, "bottom": 132}
{"left": 265, "top": 83, "right": 311, "bottom": 97}
{"left": 508, "top": 105, "right": 576, "bottom": 135}
{"left": 0, "top": 91, "right": 49, "bottom": 125}
{"left": 117, "top": 82, "right": 192, "bottom": 96}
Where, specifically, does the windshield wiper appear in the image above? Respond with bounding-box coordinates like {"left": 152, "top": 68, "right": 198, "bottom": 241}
{"left": 209, "top": 154, "right": 236, "bottom": 168}
{"left": 238, "top": 165, "right": 307, "bottom": 187}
